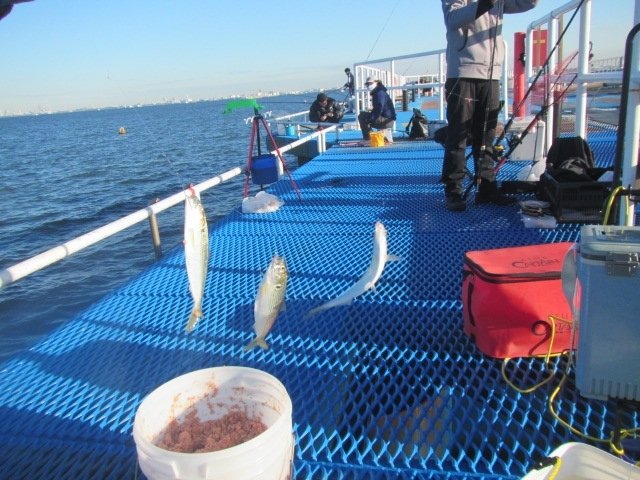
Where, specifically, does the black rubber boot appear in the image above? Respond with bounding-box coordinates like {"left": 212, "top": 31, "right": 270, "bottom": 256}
{"left": 475, "top": 180, "right": 517, "bottom": 206}
{"left": 446, "top": 193, "right": 467, "bottom": 211}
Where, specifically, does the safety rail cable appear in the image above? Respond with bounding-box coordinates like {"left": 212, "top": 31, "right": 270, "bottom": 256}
{"left": 0, "top": 125, "right": 335, "bottom": 289}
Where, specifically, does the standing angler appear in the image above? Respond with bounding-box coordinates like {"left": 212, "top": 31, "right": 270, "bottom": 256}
{"left": 441, "top": 0, "right": 538, "bottom": 212}
{"left": 184, "top": 188, "right": 209, "bottom": 332}
{"left": 244, "top": 255, "right": 289, "bottom": 351}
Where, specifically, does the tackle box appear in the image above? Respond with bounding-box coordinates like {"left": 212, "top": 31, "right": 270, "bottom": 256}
{"left": 538, "top": 169, "right": 611, "bottom": 223}
{"left": 575, "top": 225, "right": 640, "bottom": 401}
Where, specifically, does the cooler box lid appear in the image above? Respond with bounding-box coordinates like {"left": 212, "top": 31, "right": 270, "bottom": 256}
{"left": 579, "top": 225, "right": 640, "bottom": 260}
{"left": 464, "top": 242, "right": 573, "bottom": 282}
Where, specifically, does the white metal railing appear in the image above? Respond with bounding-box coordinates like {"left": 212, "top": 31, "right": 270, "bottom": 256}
{"left": 590, "top": 56, "right": 624, "bottom": 72}
{"left": 526, "top": 0, "right": 639, "bottom": 224}
{"left": 618, "top": 2, "right": 640, "bottom": 225}
{"left": 0, "top": 124, "right": 333, "bottom": 289}
{"left": 353, "top": 49, "right": 449, "bottom": 121}
{"left": 270, "top": 110, "right": 352, "bottom": 139}
{"left": 526, "top": 1, "right": 628, "bottom": 139}
{"left": 352, "top": 47, "right": 516, "bottom": 123}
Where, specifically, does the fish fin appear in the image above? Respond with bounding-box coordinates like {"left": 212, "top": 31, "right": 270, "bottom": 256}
{"left": 185, "top": 308, "right": 202, "bottom": 332}
{"left": 243, "top": 337, "right": 269, "bottom": 352}
{"left": 281, "top": 301, "right": 286, "bottom": 312}
{"left": 387, "top": 254, "right": 402, "bottom": 262}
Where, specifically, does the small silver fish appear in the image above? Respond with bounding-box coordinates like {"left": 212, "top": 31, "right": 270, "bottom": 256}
{"left": 305, "top": 221, "right": 400, "bottom": 318}
{"left": 184, "top": 189, "right": 209, "bottom": 332}
{"left": 244, "top": 255, "right": 288, "bottom": 351}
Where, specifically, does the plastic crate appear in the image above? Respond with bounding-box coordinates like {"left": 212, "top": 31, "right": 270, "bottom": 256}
{"left": 539, "top": 170, "right": 611, "bottom": 223}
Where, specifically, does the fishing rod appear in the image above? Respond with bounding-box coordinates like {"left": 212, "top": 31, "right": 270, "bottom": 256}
{"left": 494, "top": 0, "right": 586, "bottom": 146}
{"left": 463, "top": 0, "right": 504, "bottom": 200}
{"left": 494, "top": 72, "right": 578, "bottom": 173}
{"left": 461, "top": 66, "right": 578, "bottom": 200}
{"left": 494, "top": 49, "right": 579, "bottom": 163}
{"left": 479, "top": 0, "right": 504, "bottom": 159}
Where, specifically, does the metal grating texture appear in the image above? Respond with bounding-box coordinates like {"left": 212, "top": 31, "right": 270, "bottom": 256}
{"left": 0, "top": 134, "right": 637, "bottom": 479}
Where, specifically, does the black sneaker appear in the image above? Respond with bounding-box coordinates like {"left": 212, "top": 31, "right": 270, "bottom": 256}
{"left": 446, "top": 193, "right": 466, "bottom": 211}
{"left": 475, "top": 190, "right": 517, "bottom": 206}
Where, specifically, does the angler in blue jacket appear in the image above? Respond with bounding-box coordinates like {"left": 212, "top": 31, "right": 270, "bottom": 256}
{"left": 358, "top": 77, "right": 397, "bottom": 141}
{"left": 441, "top": 0, "right": 538, "bottom": 212}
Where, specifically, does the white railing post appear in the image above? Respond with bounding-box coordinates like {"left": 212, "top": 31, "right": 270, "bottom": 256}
{"left": 439, "top": 52, "right": 446, "bottom": 120}
{"left": 575, "top": 0, "right": 592, "bottom": 138}
{"left": 502, "top": 40, "right": 510, "bottom": 123}
{"left": 525, "top": 27, "right": 534, "bottom": 118}
{"left": 390, "top": 60, "right": 396, "bottom": 89}
{"left": 618, "top": 0, "right": 640, "bottom": 224}
{"left": 546, "top": 17, "right": 558, "bottom": 149}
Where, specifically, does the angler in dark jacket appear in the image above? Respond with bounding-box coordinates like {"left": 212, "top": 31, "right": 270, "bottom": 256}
{"left": 309, "top": 93, "right": 342, "bottom": 123}
{"left": 441, "top": 0, "right": 537, "bottom": 211}
{"left": 358, "top": 77, "right": 397, "bottom": 141}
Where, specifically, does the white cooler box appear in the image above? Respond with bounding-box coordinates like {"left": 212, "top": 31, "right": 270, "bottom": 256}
{"left": 576, "top": 225, "right": 640, "bottom": 401}
{"left": 508, "top": 118, "right": 546, "bottom": 181}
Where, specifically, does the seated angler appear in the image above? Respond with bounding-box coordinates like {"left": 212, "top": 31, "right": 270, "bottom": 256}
{"left": 358, "top": 77, "right": 396, "bottom": 141}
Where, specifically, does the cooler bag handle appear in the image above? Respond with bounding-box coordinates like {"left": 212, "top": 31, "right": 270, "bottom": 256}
{"left": 560, "top": 243, "right": 578, "bottom": 316}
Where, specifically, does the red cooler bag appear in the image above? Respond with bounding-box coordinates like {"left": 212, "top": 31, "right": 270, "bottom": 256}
{"left": 462, "top": 242, "right": 574, "bottom": 359}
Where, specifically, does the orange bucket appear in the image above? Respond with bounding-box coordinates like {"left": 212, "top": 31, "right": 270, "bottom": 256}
{"left": 369, "top": 132, "right": 385, "bottom": 147}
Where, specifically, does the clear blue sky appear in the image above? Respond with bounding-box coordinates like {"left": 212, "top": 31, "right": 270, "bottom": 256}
{"left": 0, "top": 0, "right": 633, "bottom": 115}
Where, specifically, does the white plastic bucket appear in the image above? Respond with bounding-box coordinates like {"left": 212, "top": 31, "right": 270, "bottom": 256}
{"left": 133, "top": 366, "right": 294, "bottom": 480}
{"left": 521, "top": 442, "right": 640, "bottom": 479}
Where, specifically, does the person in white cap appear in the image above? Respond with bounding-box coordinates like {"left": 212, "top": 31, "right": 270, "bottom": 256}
{"left": 358, "top": 77, "right": 396, "bottom": 141}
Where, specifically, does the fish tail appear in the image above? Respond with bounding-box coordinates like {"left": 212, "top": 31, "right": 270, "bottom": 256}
{"left": 304, "top": 305, "right": 326, "bottom": 319}
{"left": 387, "top": 254, "right": 402, "bottom": 262}
{"left": 185, "top": 308, "right": 203, "bottom": 332}
{"left": 243, "top": 337, "right": 269, "bottom": 352}
{"left": 305, "top": 297, "right": 352, "bottom": 318}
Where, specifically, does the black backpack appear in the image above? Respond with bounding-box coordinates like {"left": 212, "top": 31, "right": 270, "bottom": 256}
{"left": 406, "top": 108, "right": 428, "bottom": 139}
{"left": 545, "top": 136, "right": 597, "bottom": 182}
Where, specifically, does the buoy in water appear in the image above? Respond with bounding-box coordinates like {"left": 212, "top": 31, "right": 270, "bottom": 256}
{"left": 118, "top": 126, "right": 127, "bottom": 135}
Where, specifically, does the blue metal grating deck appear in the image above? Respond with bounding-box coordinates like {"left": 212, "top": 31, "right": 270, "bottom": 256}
{"left": 0, "top": 134, "right": 637, "bottom": 479}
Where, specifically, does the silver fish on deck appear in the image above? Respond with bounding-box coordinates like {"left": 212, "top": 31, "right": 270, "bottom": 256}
{"left": 244, "top": 255, "right": 288, "bottom": 351}
{"left": 305, "top": 221, "right": 400, "bottom": 318}
{"left": 184, "top": 188, "right": 209, "bottom": 332}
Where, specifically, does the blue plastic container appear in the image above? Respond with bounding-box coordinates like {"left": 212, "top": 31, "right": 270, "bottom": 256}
{"left": 251, "top": 154, "right": 279, "bottom": 185}
{"left": 285, "top": 124, "right": 296, "bottom": 137}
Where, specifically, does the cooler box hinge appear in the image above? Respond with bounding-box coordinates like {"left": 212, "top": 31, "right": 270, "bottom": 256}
{"left": 605, "top": 252, "right": 640, "bottom": 277}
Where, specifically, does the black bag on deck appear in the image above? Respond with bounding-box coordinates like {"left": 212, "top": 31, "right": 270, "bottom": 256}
{"left": 545, "top": 136, "right": 596, "bottom": 182}
{"left": 405, "top": 108, "right": 428, "bottom": 139}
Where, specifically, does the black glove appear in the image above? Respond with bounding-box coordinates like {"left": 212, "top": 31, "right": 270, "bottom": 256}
{"left": 476, "top": 0, "right": 496, "bottom": 18}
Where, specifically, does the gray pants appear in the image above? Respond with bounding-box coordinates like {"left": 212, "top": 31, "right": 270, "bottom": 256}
{"left": 358, "top": 112, "right": 394, "bottom": 140}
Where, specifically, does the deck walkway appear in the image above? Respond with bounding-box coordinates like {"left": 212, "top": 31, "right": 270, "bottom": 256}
{"left": 0, "top": 131, "right": 636, "bottom": 479}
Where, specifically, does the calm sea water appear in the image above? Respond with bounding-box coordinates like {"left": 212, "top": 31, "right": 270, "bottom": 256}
{"left": 0, "top": 94, "right": 316, "bottom": 362}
